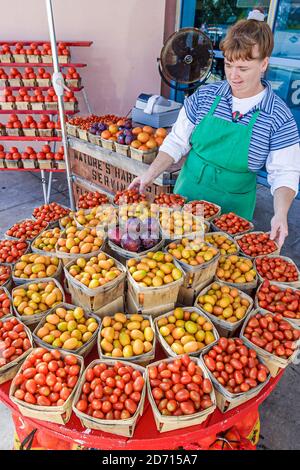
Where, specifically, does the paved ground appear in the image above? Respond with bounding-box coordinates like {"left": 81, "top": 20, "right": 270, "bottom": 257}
{"left": 0, "top": 172, "right": 299, "bottom": 450}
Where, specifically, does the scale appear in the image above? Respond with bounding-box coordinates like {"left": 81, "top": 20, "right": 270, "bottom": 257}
{"left": 132, "top": 27, "right": 214, "bottom": 127}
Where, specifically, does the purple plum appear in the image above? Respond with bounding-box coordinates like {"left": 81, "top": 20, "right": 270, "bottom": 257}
{"left": 140, "top": 232, "right": 159, "bottom": 250}
{"left": 108, "top": 227, "right": 122, "bottom": 246}
{"left": 125, "top": 135, "right": 134, "bottom": 145}
{"left": 124, "top": 217, "right": 142, "bottom": 239}
{"left": 121, "top": 234, "right": 141, "bottom": 252}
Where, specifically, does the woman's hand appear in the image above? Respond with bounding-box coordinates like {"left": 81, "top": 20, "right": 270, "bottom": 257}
{"left": 270, "top": 187, "right": 295, "bottom": 249}
{"left": 270, "top": 214, "right": 288, "bottom": 249}
{"left": 128, "top": 174, "right": 153, "bottom": 194}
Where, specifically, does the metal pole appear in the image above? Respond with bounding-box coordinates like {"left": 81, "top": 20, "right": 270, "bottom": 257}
{"left": 45, "top": 0, "right": 75, "bottom": 210}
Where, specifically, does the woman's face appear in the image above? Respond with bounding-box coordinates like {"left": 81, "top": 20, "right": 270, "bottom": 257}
{"left": 224, "top": 45, "right": 269, "bottom": 98}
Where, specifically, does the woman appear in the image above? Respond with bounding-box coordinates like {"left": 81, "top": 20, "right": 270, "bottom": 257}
{"left": 129, "top": 9, "right": 300, "bottom": 248}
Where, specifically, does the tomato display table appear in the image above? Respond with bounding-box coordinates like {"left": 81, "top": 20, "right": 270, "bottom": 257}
{"left": 0, "top": 343, "right": 283, "bottom": 450}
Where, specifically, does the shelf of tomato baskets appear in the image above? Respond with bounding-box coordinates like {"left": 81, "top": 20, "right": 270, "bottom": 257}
{"left": 0, "top": 340, "right": 283, "bottom": 451}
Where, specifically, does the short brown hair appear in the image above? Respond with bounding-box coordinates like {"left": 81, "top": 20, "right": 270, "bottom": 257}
{"left": 220, "top": 16, "right": 274, "bottom": 61}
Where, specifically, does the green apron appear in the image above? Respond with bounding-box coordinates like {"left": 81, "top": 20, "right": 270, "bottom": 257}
{"left": 174, "top": 95, "right": 260, "bottom": 220}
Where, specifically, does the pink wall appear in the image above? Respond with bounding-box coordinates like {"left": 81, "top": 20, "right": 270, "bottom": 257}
{"left": 0, "top": 0, "right": 167, "bottom": 116}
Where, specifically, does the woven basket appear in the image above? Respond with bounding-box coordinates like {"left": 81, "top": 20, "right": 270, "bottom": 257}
{"left": 66, "top": 123, "right": 78, "bottom": 138}
{"left": 130, "top": 147, "right": 157, "bottom": 164}
{"left": 10, "top": 348, "right": 84, "bottom": 424}
{"left": 199, "top": 346, "right": 270, "bottom": 413}
{"left": 210, "top": 217, "right": 254, "bottom": 238}
{"left": 155, "top": 306, "right": 219, "bottom": 358}
{"left": 12, "top": 258, "right": 63, "bottom": 285}
{"left": 32, "top": 205, "right": 71, "bottom": 229}
{"left": 195, "top": 281, "right": 254, "bottom": 337}
{"left": 54, "top": 228, "right": 106, "bottom": 266}
{"left": 5, "top": 219, "right": 49, "bottom": 244}
{"left": 12, "top": 278, "right": 65, "bottom": 327}
{"left": 74, "top": 205, "right": 118, "bottom": 231}
{"left": 108, "top": 237, "right": 165, "bottom": 266}
{"left": 97, "top": 313, "right": 156, "bottom": 365}
{"left": 88, "top": 132, "right": 102, "bottom": 146}
{"left": 0, "top": 316, "right": 33, "bottom": 385}
{"left": 115, "top": 142, "right": 130, "bottom": 157}
{"left": 164, "top": 240, "right": 220, "bottom": 289}
{"left": 72, "top": 358, "right": 146, "bottom": 437}
{"left": 101, "top": 137, "right": 115, "bottom": 151}
{"left": 184, "top": 200, "right": 221, "bottom": 223}
{"left": 204, "top": 231, "right": 240, "bottom": 256}
{"left": 240, "top": 308, "right": 300, "bottom": 377}
{"left": 254, "top": 281, "right": 300, "bottom": 327}
{"left": 254, "top": 254, "right": 300, "bottom": 288}
{"left": 235, "top": 231, "right": 280, "bottom": 259}
{"left": 214, "top": 254, "right": 258, "bottom": 294}
{"left": 126, "top": 257, "right": 185, "bottom": 310}
{"left": 160, "top": 213, "right": 208, "bottom": 242}
{"left": 32, "top": 302, "right": 101, "bottom": 357}
{"left": 146, "top": 355, "right": 216, "bottom": 432}
{"left": 0, "top": 286, "right": 13, "bottom": 319}
{"left": 0, "top": 265, "right": 12, "bottom": 292}
{"left": 64, "top": 253, "right": 126, "bottom": 312}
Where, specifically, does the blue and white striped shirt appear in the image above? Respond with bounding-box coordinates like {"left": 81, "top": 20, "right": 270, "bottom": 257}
{"left": 183, "top": 79, "right": 299, "bottom": 171}
{"left": 160, "top": 79, "right": 300, "bottom": 196}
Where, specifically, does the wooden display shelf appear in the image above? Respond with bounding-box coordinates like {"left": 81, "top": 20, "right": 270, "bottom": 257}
{"left": 68, "top": 136, "right": 180, "bottom": 198}
{"left": 0, "top": 109, "right": 78, "bottom": 115}
{"left": 0, "top": 86, "right": 83, "bottom": 92}
{"left": 0, "top": 41, "right": 92, "bottom": 46}
{"left": 0, "top": 62, "right": 87, "bottom": 68}
{"left": 0, "top": 167, "right": 65, "bottom": 172}
{"left": 0, "top": 136, "right": 62, "bottom": 141}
